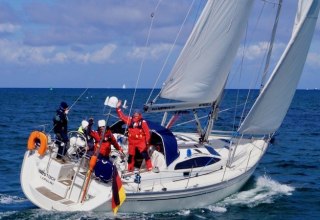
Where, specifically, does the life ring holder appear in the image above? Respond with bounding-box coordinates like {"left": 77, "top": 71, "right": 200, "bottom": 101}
{"left": 27, "top": 131, "right": 48, "bottom": 156}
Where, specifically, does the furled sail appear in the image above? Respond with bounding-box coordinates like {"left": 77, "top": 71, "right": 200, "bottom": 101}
{"left": 159, "top": 0, "right": 254, "bottom": 103}
{"left": 238, "top": 0, "right": 320, "bottom": 135}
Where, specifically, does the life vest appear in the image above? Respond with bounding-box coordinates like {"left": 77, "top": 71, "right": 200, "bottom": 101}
{"left": 128, "top": 119, "right": 146, "bottom": 140}
{"left": 129, "top": 119, "right": 143, "bottom": 129}
{"left": 100, "top": 131, "right": 112, "bottom": 142}
{"left": 92, "top": 130, "right": 113, "bottom": 156}
{"left": 27, "top": 131, "right": 48, "bottom": 156}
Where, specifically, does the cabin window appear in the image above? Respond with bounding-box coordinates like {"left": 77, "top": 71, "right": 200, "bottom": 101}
{"left": 174, "top": 157, "right": 220, "bottom": 170}
{"left": 149, "top": 131, "right": 164, "bottom": 154}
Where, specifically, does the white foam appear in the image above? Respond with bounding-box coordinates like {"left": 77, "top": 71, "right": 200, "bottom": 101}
{"left": 220, "top": 175, "right": 294, "bottom": 208}
{"left": 25, "top": 210, "right": 102, "bottom": 220}
{"left": 178, "top": 209, "right": 191, "bottom": 216}
{"left": 0, "top": 194, "right": 27, "bottom": 204}
{"left": 207, "top": 205, "right": 227, "bottom": 213}
{"left": 0, "top": 211, "right": 18, "bottom": 219}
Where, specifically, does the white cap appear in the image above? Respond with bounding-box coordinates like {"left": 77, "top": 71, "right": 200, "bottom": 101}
{"left": 98, "top": 119, "right": 106, "bottom": 127}
{"left": 81, "top": 120, "right": 89, "bottom": 129}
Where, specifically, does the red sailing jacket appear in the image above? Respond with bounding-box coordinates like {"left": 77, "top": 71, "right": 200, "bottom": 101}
{"left": 116, "top": 108, "right": 150, "bottom": 146}
{"left": 90, "top": 129, "right": 122, "bottom": 157}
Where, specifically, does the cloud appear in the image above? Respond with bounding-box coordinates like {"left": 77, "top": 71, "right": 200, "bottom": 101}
{"left": 126, "top": 43, "right": 172, "bottom": 60}
{"left": 81, "top": 44, "right": 117, "bottom": 63}
{"left": 240, "top": 41, "right": 286, "bottom": 60}
{"left": 307, "top": 52, "right": 320, "bottom": 67}
{"left": 243, "top": 42, "right": 269, "bottom": 60}
{"left": 0, "top": 0, "right": 318, "bottom": 89}
{"left": 0, "top": 23, "right": 20, "bottom": 33}
{"left": 19, "top": 0, "right": 194, "bottom": 47}
{"left": 0, "top": 39, "right": 117, "bottom": 64}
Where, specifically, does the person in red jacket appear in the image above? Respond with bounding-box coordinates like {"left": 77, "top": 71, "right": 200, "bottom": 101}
{"left": 89, "top": 119, "right": 124, "bottom": 160}
{"left": 116, "top": 100, "right": 152, "bottom": 171}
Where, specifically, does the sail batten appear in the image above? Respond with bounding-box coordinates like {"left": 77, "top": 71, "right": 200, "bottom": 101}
{"left": 159, "top": 0, "right": 255, "bottom": 103}
{"left": 238, "top": 0, "right": 320, "bottom": 135}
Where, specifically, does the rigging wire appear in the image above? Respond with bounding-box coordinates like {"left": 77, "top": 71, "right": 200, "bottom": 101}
{"left": 236, "top": 0, "right": 274, "bottom": 129}
{"left": 260, "top": 0, "right": 282, "bottom": 90}
{"left": 218, "top": 0, "right": 267, "bottom": 132}
{"left": 233, "top": 24, "right": 248, "bottom": 131}
{"left": 146, "top": 0, "right": 197, "bottom": 104}
{"left": 238, "top": 0, "right": 282, "bottom": 129}
{"left": 68, "top": 88, "right": 89, "bottom": 112}
{"left": 128, "top": 0, "right": 162, "bottom": 117}
{"left": 48, "top": 88, "right": 89, "bottom": 134}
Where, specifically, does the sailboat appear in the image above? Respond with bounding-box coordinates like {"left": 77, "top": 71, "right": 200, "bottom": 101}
{"left": 20, "top": 0, "right": 319, "bottom": 213}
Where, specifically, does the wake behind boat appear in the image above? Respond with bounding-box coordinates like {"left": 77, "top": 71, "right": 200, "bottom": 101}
{"left": 21, "top": 0, "right": 320, "bottom": 213}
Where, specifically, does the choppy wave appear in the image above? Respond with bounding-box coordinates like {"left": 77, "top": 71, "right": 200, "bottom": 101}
{"left": 220, "top": 175, "right": 294, "bottom": 208}
{"left": 0, "top": 211, "right": 18, "bottom": 219}
{"left": 0, "top": 194, "right": 27, "bottom": 205}
{"left": 0, "top": 210, "right": 116, "bottom": 220}
{"left": 0, "top": 89, "right": 318, "bottom": 219}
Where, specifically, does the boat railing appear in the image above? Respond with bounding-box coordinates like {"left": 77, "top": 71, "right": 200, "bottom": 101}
{"left": 69, "top": 156, "right": 90, "bottom": 203}
{"left": 185, "top": 166, "right": 194, "bottom": 189}
{"left": 211, "top": 130, "right": 235, "bottom": 137}
{"left": 44, "top": 131, "right": 92, "bottom": 203}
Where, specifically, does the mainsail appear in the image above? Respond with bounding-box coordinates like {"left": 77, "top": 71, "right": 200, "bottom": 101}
{"left": 159, "top": 0, "right": 254, "bottom": 103}
{"left": 238, "top": 0, "right": 320, "bottom": 135}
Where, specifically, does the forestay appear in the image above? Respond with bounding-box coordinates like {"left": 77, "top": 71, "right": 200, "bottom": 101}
{"left": 238, "top": 0, "right": 320, "bottom": 135}
{"left": 159, "top": 0, "right": 254, "bottom": 103}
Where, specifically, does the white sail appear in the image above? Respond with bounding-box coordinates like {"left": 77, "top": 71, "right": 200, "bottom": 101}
{"left": 238, "top": 0, "right": 320, "bottom": 135}
{"left": 159, "top": 0, "right": 254, "bottom": 103}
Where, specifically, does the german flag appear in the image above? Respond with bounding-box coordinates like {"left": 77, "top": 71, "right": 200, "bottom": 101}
{"left": 111, "top": 165, "right": 126, "bottom": 214}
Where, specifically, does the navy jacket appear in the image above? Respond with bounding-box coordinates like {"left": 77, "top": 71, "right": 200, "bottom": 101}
{"left": 53, "top": 108, "right": 68, "bottom": 141}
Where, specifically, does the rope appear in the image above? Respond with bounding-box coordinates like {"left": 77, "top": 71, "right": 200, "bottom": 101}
{"left": 146, "top": 0, "right": 197, "bottom": 104}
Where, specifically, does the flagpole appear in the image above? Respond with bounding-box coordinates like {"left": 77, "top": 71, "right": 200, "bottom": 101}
{"left": 80, "top": 96, "right": 116, "bottom": 203}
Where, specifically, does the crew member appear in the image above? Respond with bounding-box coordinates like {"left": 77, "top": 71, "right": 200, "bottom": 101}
{"left": 53, "top": 101, "right": 69, "bottom": 160}
{"left": 89, "top": 119, "right": 124, "bottom": 160}
{"left": 116, "top": 100, "right": 152, "bottom": 171}
{"left": 78, "top": 119, "right": 95, "bottom": 156}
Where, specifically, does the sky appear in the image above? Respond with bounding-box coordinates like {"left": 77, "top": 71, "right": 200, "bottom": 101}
{"left": 0, "top": 0, "right": 319, "bottom": 89}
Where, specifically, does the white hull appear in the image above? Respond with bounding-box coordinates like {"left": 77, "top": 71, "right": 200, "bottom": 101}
{"left": 119, "top": 165, "right": 256, "bottom": 213}
{"left": 21, "top": 132, "right": 268, "bottom": 213}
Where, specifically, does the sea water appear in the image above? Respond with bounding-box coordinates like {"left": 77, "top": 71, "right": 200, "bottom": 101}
{"left": 0, "top": 88, "right": 319, "bottom": 219}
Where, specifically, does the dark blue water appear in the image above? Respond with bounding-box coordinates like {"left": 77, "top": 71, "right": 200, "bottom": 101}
{"left": 0, "top": 88, "right": 319, "bottom": 220}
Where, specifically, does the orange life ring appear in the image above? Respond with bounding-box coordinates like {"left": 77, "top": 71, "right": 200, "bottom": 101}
{"left": 27, "top": 131, "right": 48, "bottom": 156}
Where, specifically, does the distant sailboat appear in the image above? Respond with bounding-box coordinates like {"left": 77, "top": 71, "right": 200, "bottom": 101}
{"left": 122, "top": 84, "right": 126, "bottom": 89}
{"left": 21, "top": 0, "right": 320, "bottom": 213}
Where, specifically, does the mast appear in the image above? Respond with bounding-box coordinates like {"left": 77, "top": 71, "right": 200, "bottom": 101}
{"left": 260, "top": 0, "right": 283, "bottom": 91}
{"left": 201, "top": 80, "right": 225, "bottom": 143}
